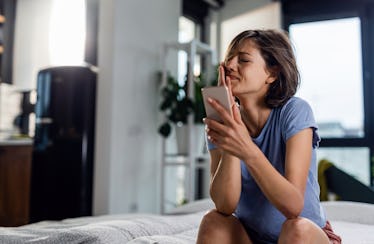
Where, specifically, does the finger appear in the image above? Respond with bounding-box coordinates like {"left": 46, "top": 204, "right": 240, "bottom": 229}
{"left": 207, "top": 127, "right": 233, "bottom": 151}
{"left": 232, "top": 103, "right": 242, "bottom": 122}
{"left": 207, "top": 98, "right": 234, "bottom": 126}
{"left": 217, "top": 64, "right": 222, "bottom": 86}
{"left": 225, "top": 76, "right": 236, "bottom": 106}
{"left": 206, "top": 126, "right": 222, "bottom": 144}
{"left": 218, "top": 64, "right": 226, "bottom": 86}
{"left": 204, "top": 117, "right": 227, "bottom": 134}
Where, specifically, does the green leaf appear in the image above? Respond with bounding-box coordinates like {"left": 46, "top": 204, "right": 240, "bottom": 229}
{"left": 158, "top": 122, "right": 171, "bottom": 138}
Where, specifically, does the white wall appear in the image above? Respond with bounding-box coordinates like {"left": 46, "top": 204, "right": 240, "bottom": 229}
{"left": 12, "top": 0, "right": 53, "bottom": 90}
{"left": 220, "top": 0, "right": 273, "bottom": 21}
{"left": 220, "top": 2, "right": 282, "bottom": 60}
{"left": 208, "top": 0, "right": 278, "bottom": 60}
{"left": 94, "top": 0, "right": 181, "bottom": 214}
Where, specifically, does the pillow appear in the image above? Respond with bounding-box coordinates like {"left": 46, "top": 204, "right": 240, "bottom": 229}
{"left": 322, "top": 201, "right": 374, "bottom": 225}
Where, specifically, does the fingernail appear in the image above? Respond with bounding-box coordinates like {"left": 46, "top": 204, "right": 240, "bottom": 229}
{"left": 208, "top": 97, "right": 213, "bottom": 103}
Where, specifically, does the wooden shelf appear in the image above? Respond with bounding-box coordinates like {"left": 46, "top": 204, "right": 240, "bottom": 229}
{"left": 160, "top": 40, "right": 217, "bottom": 213}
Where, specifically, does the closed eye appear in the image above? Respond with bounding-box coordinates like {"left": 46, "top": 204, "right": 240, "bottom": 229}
{"left": 239, "top": 58, "right": 250, "bottom": 63}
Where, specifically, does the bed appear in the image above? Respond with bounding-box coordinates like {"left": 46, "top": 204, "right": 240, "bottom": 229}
{"left": 0, "top": 199, "right": 373, "bottom": 243}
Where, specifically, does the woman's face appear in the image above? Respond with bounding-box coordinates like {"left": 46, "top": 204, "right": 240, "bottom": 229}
{"left": 224, "top": 39, "right": 275, "bottom": 100}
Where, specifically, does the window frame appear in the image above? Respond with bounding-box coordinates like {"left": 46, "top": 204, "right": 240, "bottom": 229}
{"left": 282, "top": 0, "right": 374, "bottom": 187}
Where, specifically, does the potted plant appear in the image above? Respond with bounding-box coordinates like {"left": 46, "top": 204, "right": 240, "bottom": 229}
{"left": 158, "top": 72, "right": 212, "bottom": 153}
{"left": 158, "top": 73, "right": 194, "bottom": 138}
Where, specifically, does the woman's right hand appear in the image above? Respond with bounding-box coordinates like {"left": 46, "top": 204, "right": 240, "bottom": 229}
{"left": 218, "top": 63, "right": 236, "bottom": 111}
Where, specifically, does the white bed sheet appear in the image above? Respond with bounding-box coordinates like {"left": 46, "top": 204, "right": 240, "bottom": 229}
{"left": 0, "top": 200, "right": 373, "bottom": 244}
{"left": 169, "top": 199, "right": 374, "bottom": 244}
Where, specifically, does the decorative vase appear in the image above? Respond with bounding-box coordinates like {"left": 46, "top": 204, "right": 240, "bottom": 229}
{"left": 175, "top": 124, "right": 206, "bottom": 155}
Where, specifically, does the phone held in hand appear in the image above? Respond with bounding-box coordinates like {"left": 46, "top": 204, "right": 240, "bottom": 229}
{"left": 201, "top": 86, "right": 232, "bottom": 122}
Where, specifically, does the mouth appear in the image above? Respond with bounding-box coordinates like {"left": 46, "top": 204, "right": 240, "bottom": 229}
{"left": 227, "top": 74, "right": 240, "bottom": 81}
{"left": 225, "top": 70, "right": 240, "bottom": 80}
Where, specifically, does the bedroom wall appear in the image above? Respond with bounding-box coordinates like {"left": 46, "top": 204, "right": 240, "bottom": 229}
{"left": 12, "top": 0, "right": 53, "bottom": 90}
{"left": 208, "top": 0, "right": 276, "bottom": 59}
{"left": 94, "top": 0, "right": 180, "bottom": 214}
{"left": 220, "top": 2, "right": 281, "bottom": 60}
{"left": 219, "top": 0, "right": 273, "bottom": 21}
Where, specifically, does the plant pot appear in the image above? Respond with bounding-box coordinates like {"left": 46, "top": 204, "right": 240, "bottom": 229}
{"left": 175, "top": 124, "right": 206, "bottom": 155}
{"left": 192, "top": 124, "right": 206, "bottom": 154}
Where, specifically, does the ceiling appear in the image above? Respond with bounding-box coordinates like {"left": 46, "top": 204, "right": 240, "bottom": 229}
{"left": 183, "top": 0, "right": 225, "bottom": 24}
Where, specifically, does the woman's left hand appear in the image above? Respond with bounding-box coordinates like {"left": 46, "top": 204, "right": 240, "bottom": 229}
{"left": 204, "top": 88, "right": 253, "bottom": 161}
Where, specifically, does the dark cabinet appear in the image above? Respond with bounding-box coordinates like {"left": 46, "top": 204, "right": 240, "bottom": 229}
{"left": 0, "top": 144, "right": 33, "bottom": 226}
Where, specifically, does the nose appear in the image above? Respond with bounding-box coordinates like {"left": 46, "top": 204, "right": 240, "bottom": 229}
{"left": 225, "top": 56, "right": 237, "bottom": 72}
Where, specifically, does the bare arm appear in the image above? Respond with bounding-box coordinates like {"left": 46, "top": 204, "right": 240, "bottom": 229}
{"left": 208, "top": 148, "right": 241, "bottom": 215}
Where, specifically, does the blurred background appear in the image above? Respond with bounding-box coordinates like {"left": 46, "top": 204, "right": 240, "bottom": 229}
{"left": 0, "top": 0, "right": 373, "bottom": 226}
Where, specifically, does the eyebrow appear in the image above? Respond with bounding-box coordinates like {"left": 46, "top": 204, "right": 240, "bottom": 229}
{"left": 226, "top": 50, "right": 252, "bottom": 61}
{"left": 238, "top": 51, "right": 252, "bottom": 56}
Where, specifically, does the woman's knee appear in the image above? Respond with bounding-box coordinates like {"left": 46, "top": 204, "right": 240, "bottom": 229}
{"left": 283, "top": 217, "right": 310, "bottom": 233}
{"left": 197, "top": 210, "right": 227, "bottom": 243}
{"left": 197, "top": 209, "right": 252, "bottom": 244}
{"left": 279, "top": 217, "right": 311, "bottom": 243}
{"left": 199, "top": 210, "right": 226, "bottom": 234}
{"left": 280, "top": 217, "right": 330, "bottom": 244}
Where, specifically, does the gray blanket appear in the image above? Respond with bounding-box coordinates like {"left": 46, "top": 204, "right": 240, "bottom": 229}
{"left": 0, "top": 212, "right": 205, "bottom": 244}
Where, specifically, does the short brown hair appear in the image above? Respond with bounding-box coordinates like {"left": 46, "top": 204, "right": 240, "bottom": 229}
{"left": 225, "top": 29, "right": 300, "bottom": 108}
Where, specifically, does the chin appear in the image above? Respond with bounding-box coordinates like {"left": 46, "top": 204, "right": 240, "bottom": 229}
{"left": 231, "top": 88, "right": 238, "bottom": 97}
{"left": 230, "top": 82, "right": 238, "bottom": 91}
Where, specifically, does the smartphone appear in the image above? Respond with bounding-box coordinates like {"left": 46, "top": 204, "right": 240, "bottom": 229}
{"left": 201, "top": 86, "right": 232, "bottom": 122}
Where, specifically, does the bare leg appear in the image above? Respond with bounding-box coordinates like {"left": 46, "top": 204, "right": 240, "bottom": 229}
{"left": 196, "top": 209, "right": 252, "bottom": 244}
{"left": 278, "top": 217, "right": 330, "bottom": 244}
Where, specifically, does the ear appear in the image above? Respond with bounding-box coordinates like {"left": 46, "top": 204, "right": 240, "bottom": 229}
{"left": 265, "top": 66, "right": 279, "bottom": 84}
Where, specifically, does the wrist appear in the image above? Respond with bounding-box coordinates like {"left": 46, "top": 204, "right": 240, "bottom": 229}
{"left": 222, "top": 152, "right": 240, "bottom": 162}
{"left": 243, "top": 143, "right": 262, "bottom": 164}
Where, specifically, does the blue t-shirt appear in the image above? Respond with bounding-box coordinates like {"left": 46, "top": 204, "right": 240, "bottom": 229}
{"left": 207, "top": 97, "right": 326, "bottom": 243}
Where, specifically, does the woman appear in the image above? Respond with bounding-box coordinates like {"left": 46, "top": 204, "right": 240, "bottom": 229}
{"left": 196, "top": 30, "right": 341, "bottom": 244}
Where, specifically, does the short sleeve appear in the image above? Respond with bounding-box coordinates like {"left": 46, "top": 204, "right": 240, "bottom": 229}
{"left": 280, "top": 97, "right": 320, "bottom": 148}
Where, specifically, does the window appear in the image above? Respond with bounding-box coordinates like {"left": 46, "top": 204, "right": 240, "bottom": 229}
{"left": 288, "top": 16, "right": 372, "bottom": 186}
{"left": 49, "top": 0, "right": 86, "bottom": 65}
{"left": 178, "top": 16, "right": 201, "bottom": 85}
{"left": 290, "top": 18, "right": 364, "bottom": 139}
{"left": 317, "top": 147, "right": 370, "bottom": 185}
